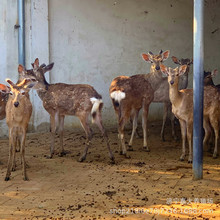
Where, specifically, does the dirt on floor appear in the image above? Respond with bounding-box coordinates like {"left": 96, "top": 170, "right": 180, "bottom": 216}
{"left": 0, "top": 121, "right": 219, "bottom": 220}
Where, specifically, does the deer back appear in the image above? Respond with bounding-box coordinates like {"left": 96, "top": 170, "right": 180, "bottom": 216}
{"left": 41, "top": 83, "right": 102, "bottom": 117}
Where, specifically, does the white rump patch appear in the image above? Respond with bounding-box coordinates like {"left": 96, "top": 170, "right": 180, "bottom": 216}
{"left": 90, "top": 97, "right": 103, "bottom": 123}
{"left": 110, "top": 91, "right": 126, "bottom": 103}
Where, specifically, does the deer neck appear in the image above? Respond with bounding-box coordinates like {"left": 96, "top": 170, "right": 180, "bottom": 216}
{"left": 36, "top": 81, "right": 50, "bottom": 101}
{"left": 169, "top": 80, "right": 181, "bottom": 107}
{"left": 148, "top": 68, "right": 165, "bottom": 91}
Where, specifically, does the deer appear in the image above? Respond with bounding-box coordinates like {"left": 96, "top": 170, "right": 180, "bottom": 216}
{"left": 0, "top": 76, "right": 36, "bottom": 181}
{"left": 160, "top": 64, "right": 220, "bottom": 162}
{"left": 25, "top": 58, "right": 114, "bottom": 163}
{"left": 0, "top": 85, "right": 8, "bottom": 120}
{"left": 109, "top": 50, "right": 170, "bottom": 157}
{"left": 204, "top": 69, "right": 219, "bottom": 89}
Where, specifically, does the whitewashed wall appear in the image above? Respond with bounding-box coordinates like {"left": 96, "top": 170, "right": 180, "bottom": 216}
{"left": 0, "top": 0, "right": 220, "bottom": 136}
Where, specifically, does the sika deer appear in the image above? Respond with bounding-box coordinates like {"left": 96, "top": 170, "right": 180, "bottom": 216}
{"left": 204, "top": 69, "right": 219, "bottom": 89}
{"left": 155, "top": 56, "right": 193, "bottom": 141}
{"left": 1, "top": 77, "right": 35, "bottom": 181}
{"left": 26, "top": 58, "right": 114, "bottom": 162}
{"left": 0, "top": 85, "right": 9, "bottom": 120}
{"left": 109, "top": 50, "right": 169, "bottom": 156}
{"left": 160, "top": 64, "right": 220, "bottom": 162}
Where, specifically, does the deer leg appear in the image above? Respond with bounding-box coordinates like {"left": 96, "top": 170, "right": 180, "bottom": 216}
{"left": 171, "top": 113, "right": 178, "bottom": 141}
{"left": 210, "top": 117, "right": 219, "bottom": 159}
{"left": 118, "top": 119, "right": 129, "bottom": 158}
{"left": 179, "top": 119, "right": 186, "bottom": 161}
{"left": 48, "top": 114, "right": 56, "bottom": 159}
{"left": 142, "top": 102, "right": 150, "bottom": 152}
{"left": 203, "top": 118, "right": 212, "bottom": 152}
{"left": 20, "top": 131, "right": 28, "bottom": 181}
{"left": 128, "top": 110, "right": 139, "bottom": 151}
{"left": 11, "top": 137, "right": 17, "bottom": 172}
{"left": 186, "top": 122, "right": 193, "bottom": 163}
{"left": 5, "top": 133, "right": 15, "bottom": 181}
{"left": 161, "top": 103, "right": 168, "bottom": 141}
{"left": 93, "top": 112, "right": 115, "bottom": 162}
{"left": 58, "top": 115, "right": 65, "bottom": 157}
{"left": 79, "top": 116, "right": 92, "bottom": 162}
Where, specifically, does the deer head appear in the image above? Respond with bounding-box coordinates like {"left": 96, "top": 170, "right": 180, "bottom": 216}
{"left": 5, "top": 79, "right": 35, "bottom": 108}
{"left": 203, "top": 69, "right": 218, "bottom": 86}
{"left": 172, "top": 56, "right": 193, "bottom": 66}
{"left": 30, "top": 58, "right": 54, "bottom": 90}
{"left": 142, "top": 50, "right": 170, "bottom": 72}
{"left": 160, "top": 64, "right": 187, "bottom": 86}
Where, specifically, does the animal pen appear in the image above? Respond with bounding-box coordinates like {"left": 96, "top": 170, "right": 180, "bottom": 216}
{"left": 0, "top": 0, "right": 219, "bottom": 219}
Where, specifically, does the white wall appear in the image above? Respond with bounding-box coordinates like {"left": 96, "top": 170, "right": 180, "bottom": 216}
{"left": 0, "top": 0, "right": 220, "bottom": 135}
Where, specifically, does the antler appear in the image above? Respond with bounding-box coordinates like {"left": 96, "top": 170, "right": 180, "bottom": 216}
{"left": 16, "top": 78, "right": 33, "bottom": 88}
{"left": 5, "top": 78, "right": 16, "bottom": 89}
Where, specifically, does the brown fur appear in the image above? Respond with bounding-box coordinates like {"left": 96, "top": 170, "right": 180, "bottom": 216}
{"left": 161, "top": 64, "right": 220, "bottom": 162}
{"left": 27, "top": 58, "right": 114, "bottom": 162}
{"left": 3, "top": 78, "right": 34, "bottom": 181}
{"left": 109, "top": 50, "right": 169, "bottom": 155}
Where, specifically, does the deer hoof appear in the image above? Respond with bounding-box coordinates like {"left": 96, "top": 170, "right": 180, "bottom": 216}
{"left": 127, "top": 145, "right": 134, "bottom": 151}
{"left": 5, "top": 177, "right": 10, "bottom": 181}
{"left": 213, "top": 154, "right": 218, "bottom": 159}
{"left": 143, "top": 146, "right": 150, "bottom": 152}
{"left": 125, "top": 154, "right": 131, "bottom": 159}
{"left": 24, "top": 176, "right": 29, "bottom": 181}
{"left": 78, "top": 155, "right": 86, "bottom": 162}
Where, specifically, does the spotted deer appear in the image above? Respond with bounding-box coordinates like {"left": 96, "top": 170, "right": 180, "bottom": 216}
{"left": 26, "top": 58, "right": 114, "bottom": 162}
{"left": 109, "top": 50, "right": 169, "bottom": 156}
{"left": 1, "top": 77, "right": 35, "bottom": 181}
{"left": 160, "top": 64, "right": 220, "bottom": 162}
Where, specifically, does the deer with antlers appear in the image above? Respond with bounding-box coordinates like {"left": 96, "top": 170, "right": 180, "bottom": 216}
{"left": 25, "top": 58, "right": 114, "bottom": 163}
{"left": 0, "top": 74, "right": 35, "bottom": 181}
{"left": 109, "top": 50, "right": 170, "bottom": 156}
{"left": 160, "top": 64, "right": 220, "bottom": 162}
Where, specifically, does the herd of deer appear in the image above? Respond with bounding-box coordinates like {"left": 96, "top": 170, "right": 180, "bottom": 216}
{"left": 0, "top": 50, "right": 219, "bottom": 181}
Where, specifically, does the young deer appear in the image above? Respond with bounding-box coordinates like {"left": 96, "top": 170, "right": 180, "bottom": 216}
{"left": 156, "top": 56, "right": 193, "bottom": 141}
{"left": 1, "top": 77, "right": 35, "bottom": 181}
{"left": 160, "top": 64, "right": 220, "bottom": 162}
{"left": 26, "top": 58, "right": 114, "bottom": 162}
{"left": 109, "top": 50, "right": 169, "bottom": 156}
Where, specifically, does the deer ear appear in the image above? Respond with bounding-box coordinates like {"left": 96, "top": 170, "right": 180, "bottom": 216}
{"left": 211, "top": 69, "right": 218, "bottom": 77}
{"left": 0, "top": 84, "right": 10, "bottom": 93}
{"left": 179, "top": 65, "right": 187, "bottom": 76}
{"left": 172, "top": 56, "right": 180, "bottom": 65}
{"left": 18, "top": 64, "right": 25, "bottom": 74}
{"left": 142, "top": 54, "right": 151, "bottom": 62}
{"left": 34, "top": 58, "right": 39, "bottom": 68}
{"left": 160, "top": 64, "right": 168, "bottom": 76}
{"left": 162, "top": 50, "right": 170, "bottom": 61}
{"left": 43, "top": 62, "right": 54, "bottom": 74}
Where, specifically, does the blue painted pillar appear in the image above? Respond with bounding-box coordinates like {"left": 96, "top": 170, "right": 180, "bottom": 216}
{"left": 18, "top": 0, "right": 25, "bottom": 66}
{"left": 193, "top": 0, "right": 204, "bottom": 180}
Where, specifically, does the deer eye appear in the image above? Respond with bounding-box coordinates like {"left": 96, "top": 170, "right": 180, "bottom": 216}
{"left": 21, "top": 92, "right": 26, "bottom": 95}
{"left": 9, "top": 91, "right": 13, "bottom": 95}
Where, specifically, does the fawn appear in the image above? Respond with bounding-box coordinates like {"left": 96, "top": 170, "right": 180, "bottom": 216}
{"left": 1, "top": 76, "right": 35, "bottom": 180}
{"left": 160, "top": 64, "right": 220, "bottom": 162}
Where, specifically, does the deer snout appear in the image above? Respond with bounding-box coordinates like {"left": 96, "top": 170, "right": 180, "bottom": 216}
{"left": 156, "top": 65, "right": 160, "bottom": 71}
{"left": 170, "top": 80, "right": 174, "bottom": 85}
{"left": 14, "top": 101, "right": 19, "bottom": 107}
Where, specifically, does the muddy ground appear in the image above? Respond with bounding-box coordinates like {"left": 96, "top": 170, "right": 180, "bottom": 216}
{"left": 0, "top": 121, "right": 219, "bottom": 219}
